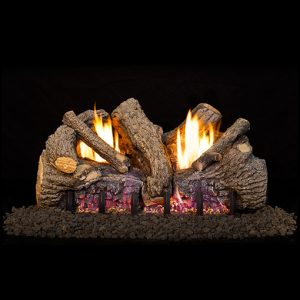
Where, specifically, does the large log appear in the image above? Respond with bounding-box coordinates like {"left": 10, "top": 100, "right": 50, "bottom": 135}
{"left": 162, "top": 103, "right": 222, "bottom": 171}
{"left": 45, "top": 125, "right": 78, "bottom": 173}
{"left": 111, "top": 98, "right": 173, "bottom": 200}
{"left": 37, "top": 109, "right": 112, "bottom": 206}
{"left": 36, "top": 150, "right": 102, "bottom": 207}
{"left": 63, "top": 110, "right": 130, "bottom": 173}
{"left": 175, "top": 135, "right": 268, "bottom": 210}
{"left": 192, "top": 118, "right": 250, "bottom": 171}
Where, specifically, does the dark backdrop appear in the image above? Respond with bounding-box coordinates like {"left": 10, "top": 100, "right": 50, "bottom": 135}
{"left": 1, "top": 65, "right": 298, "bottom": 215}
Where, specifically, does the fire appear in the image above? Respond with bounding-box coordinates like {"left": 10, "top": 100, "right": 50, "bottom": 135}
{"left": 78, "top": 104, "right": 120, "bottom": 163}
{"left": 177, "top": 110, "right": 215, "bottom": 169}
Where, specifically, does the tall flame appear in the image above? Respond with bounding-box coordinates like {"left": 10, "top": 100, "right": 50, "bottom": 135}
{"left": 177, "top": 110, "right": 215, "bottom": 169}
{"left": 78, "top": 104, "right": 120, "bottom": 163}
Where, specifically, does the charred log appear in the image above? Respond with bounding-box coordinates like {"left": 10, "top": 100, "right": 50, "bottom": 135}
{"left": 74, "top": 165, "right": 144, "bottom": 213}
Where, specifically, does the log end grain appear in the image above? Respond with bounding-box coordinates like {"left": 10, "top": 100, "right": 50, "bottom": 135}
{"left": 54, "top": 157, "right": 77, "bottom": 174}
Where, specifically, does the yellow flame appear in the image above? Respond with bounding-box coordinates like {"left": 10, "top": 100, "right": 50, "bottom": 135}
{"left": 78, "top": 104, "right": 120, "bottom": 163}
{"left": 114, "top": 129, "right": 120, "bottom": 153}
{"left": 177, "top": 109, "right": 215, "bottom": 169}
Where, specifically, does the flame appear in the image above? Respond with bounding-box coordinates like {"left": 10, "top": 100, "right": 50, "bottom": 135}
{"left": 177, "top": 109, "right": 215, "bottom": 169}
{"left": 78, "top": 104, "right": 120, "bottom": 163}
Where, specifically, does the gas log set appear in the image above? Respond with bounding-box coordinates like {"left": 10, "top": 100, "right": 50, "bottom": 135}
{"left": 3, "top": 98, "right": 297, "bottom": 241}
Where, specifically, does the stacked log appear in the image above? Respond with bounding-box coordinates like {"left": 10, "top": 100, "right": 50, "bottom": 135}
{"left": 164, "top": 111, "right": 268, "bottom": 210}
{"left": 36, "top": 110, "right": 107, "bottom": 207}
{"left": 36, "top": 99, "right": 268, "bottom": 212}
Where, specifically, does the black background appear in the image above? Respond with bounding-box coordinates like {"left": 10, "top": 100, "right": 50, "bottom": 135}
{"left": 1, "top": 65, "right": 298, "bottom": 214}
{"left": 0, "top": 11, "right": 299, "bottom": 279}
{"left": 1, "top": 8, "right": 299, "bottom": 288}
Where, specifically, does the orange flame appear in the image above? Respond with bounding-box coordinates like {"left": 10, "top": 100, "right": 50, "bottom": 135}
{"left": 177, "top": 110, "right": 215, "bottom": 169}
{"left": 78, "top": 104, "right": 120, "bottom": 163}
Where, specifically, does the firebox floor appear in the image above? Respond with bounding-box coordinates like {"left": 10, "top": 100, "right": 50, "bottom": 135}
{"left": 3, "top": 205, "right": 297, "bottom": 241}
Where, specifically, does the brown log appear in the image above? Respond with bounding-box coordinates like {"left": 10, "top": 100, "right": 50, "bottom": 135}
{"left": 44, "top": 110, "right": 109, "bottom": 174}
{"left": 192, "top": 118, "right": 250, "bottom": 171}
{"left": 63, "top": 110, "right": 130, "bottom": 173}
{"left": 162, "top": 103, "right": 222, "bottom": 171}
{"left": 175, "top": 135, "right": 268, "bottom": 210}
{"left": 36, "top": 150, "right": 102, "bottom": 207}
{"left": 111, "top": 98, "right": 173, "bottom": 199}
{"left": 45, "top": 125, "right": 78, "bottom": 173}
{"left": 36, "top": 109, "right": 124, "bottom": 207}
{"left": 77, "top": 109, "right": 108, "bottom": 125}
{"left": 192, "top": 152, "right": 222, "bottom": 171}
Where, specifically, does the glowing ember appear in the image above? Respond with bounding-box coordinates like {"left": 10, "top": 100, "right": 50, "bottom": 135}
{"left": 144, "top": 185, "right": 229, "bottom": 215}
{"left": 75, "top": 178, "right": 141, "bottom": 214}
{"left": 75, "top": 192, "right": 134, "bottom": 213}
{"left": 77, "top": 103, "right": 120, "bottom": 163}
{"left": 76, "top": 193, "right": 99, "bottom": 213}
{"left": 177, "top": 110, "right": 215, "bottom": 169}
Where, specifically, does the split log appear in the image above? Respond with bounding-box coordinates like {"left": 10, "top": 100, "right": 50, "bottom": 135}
{"left": 162, "top": 103, "right": 222, "bottom": 170}
{"left": 111, "top": 98, "right": 173, "bottom": 200}
{"left": 174, "top": 135, "right": 268, "bottom": 210}
{"left": 36, "top": 150, "right": 102, "bottom": 207}
{"left": 192, "top": 118, "right": 250, "bottom": 171}
{"left": 63, "top": 110, "right": 130, "bottom": 173}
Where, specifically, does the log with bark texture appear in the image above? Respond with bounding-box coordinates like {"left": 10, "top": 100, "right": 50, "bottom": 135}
{"left": 111, "top": 98, "right": 173, "bottom": 200}
{"left": 77, "top": 109, "right": 109, "bottom": 126}
{"left": 175, "top": 135, "right": 268, "bottom": 210}
{"left": 37, "top": 109, "right": 111, "bottom": 206}
{"left": 63, "top": 110, "right": 130, "bottom": 173}
{"left": 192, "top": 152, "right": 223, "bottom": 171}
{"left": 75, "top": 165, "right": 144, "bottom": 202}
{"left": 45, "top": 109, "right": 108, "bottom": 174}
{"left": 192, "top": 118, "right": 250, "bottom": 171}
{"left": 36, "top": 150, "right": 102, "bottom": 207}
{"left": 162, "top": 103, "right": 222, "bottom": 170}
{"left": 45, "top": 125, "right": 78, "bottom": 173}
